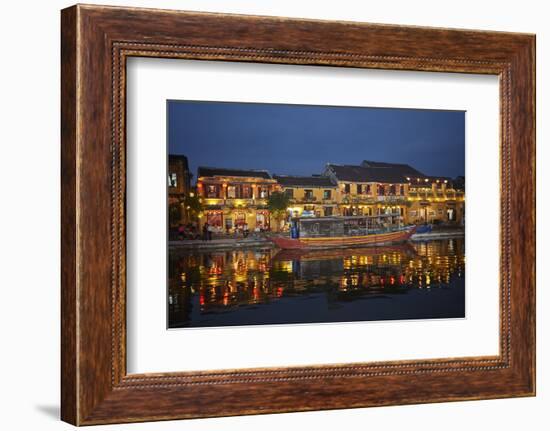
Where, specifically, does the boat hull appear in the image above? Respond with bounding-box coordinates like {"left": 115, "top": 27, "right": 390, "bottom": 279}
{"left": 270, "top": 226, "right": 417, "bottom": 250}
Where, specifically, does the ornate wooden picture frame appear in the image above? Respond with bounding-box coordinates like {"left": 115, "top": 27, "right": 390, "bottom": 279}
{"left": 61, "top": 4, "right": 535, "bottom": 425}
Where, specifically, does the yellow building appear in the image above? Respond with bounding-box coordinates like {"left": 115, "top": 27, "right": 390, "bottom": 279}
{"left": 196, "top": 167, "right": 280, "bottom": 232}
{"left": 194, "top": 161, "right": 464, "bottom": 233}
{"left": 324, "top": 161, "right": 465, "bottom": 225}
{"left": 324, "top": 163, "right": 410, "bottom": 220}
{"left": 362, "top": 160, "right": 464, "bottom": 225}
{"left": 273, "top": 175, "right": 339, "bottom": 219}
{"left": 407, "top": 177, "right": 465, "bottom": 224}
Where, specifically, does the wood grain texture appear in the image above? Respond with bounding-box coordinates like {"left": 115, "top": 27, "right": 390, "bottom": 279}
{"left": 60, "top": 4, "right": 536, "bottom": 425}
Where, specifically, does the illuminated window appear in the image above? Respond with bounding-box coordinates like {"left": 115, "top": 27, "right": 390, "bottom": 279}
{"left": 256, "top": 211, "right": 269, "bottom": 228}
{"left": 206, "top": 185, "right": 219, "bottom": 198}
{"left": 235, "top": 212, "right": 246, "bottom": 226}
{"left": 323, "top": 190, "right": 332, "bottom": 199}
{"left": 304, "top": 189, "right": 314, "bottom": 200}
{"left": 168, "top": 173, "right": 177, "bottom": 187}
{"left": 227, "top": 186, "right": 236, "bottom": 198}
{"left": 447, "top": 208, "right": 456, "bottom": 221}
{"left": 242, "top": 185, "right": 252, "bottom": 198}
{"left": 206, "top": 211, "right": 222, "bottom": 227}
{"left": 258, "top": 187, "right": 268, "bottom": 198}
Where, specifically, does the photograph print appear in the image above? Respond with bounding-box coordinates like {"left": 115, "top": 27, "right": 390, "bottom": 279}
{"left": 167, "top": 101, "right": 465, "bottom": 328}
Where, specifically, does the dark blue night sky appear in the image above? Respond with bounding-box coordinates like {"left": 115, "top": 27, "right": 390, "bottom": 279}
{"left": 168, "top": 100, "right": 465, "bottom": 183}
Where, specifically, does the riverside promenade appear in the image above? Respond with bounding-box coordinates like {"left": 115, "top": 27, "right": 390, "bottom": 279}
{"left": 410, "top": 225, "right": 465, "bottom": 241}
{"left": 169, "top": 226, "right": 465, "bottom": 250}
{"left": 169, "top": 234, "right": 276, "bottom": 251}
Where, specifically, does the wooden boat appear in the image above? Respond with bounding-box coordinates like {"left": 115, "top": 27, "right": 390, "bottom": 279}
{"left": 269, "top": 215, "right": 417, "bottom": 250}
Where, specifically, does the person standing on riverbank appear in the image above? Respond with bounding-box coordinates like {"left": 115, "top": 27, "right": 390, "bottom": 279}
{"left": 202, "top": 223, "right": 209, "bottom": 241}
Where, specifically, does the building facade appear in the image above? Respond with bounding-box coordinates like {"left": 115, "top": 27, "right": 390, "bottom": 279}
{"left": 167, "top": 154, "right": 192, "bottom": 226}
{"left": 407, "top": 177, "right": 465, "bottom": 225}
{"left": 324, "top": 161, "right": 464, "bottom": 225}
{"left": 362, "top": 160, "right": 464, "bottom": 224}
{"left": 190, "top": 160, "right": 464, "bottom": 234}
{"left": 274, "top": 175, "right": 339, "bottom": 218}
{"left": 324, "top": 163, "right": 410, "bottom": 220}
{"left": 196, "top": 167, "right": 280, "bottom": 232}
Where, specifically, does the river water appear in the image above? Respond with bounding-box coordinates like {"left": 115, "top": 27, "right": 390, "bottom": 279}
{"left": 168, "top": 238, "right": 465, "bottom": 328}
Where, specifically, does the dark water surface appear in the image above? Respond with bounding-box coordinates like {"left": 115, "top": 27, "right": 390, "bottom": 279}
{"left": 168, "top": 239, "right": 465, "bottom": 328}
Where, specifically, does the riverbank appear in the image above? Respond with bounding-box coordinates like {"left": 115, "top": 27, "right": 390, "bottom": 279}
{"left": 169, "top": 227, "right": 465, "bottom": 250}
{"left": 169, "top": 236, "right": 274, "bottom": 251}
{"left": 410, "top": 228, "right": 465, "bottom": 241}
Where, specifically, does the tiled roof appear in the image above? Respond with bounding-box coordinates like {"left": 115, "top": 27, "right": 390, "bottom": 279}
{"left": 274, "top": 175, "right": 336, "bottom": 188}
{"left": 197, "top": 166, "right": 272, "bottom": 179}
{"left": 453, "top": 176, "right": 465, "bottom": 191}
{"left": 361, "top": 160, "right": 425, "bottom": 178}
{"left": 326, "top": 164, "right": 409, "bottom": 183}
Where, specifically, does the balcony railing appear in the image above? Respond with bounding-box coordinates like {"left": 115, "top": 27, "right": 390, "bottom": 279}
{"left": 203, "top": 197, "right": 267, "bottom": 207}
{"left": 408, "top": 190, "right": 464, "bottom": 201}
{"left": 203, "top": 197, "right": 224, "bottom": 205}
{"left": 376, "top": 195, "right": 406, "bottom": 202}
{"left": 354, "top": 195, "right": 375, "bottom": 202}
{"left": 349, "top": 196, "right": 376, "bottom": 205}
{"left": 287, "top": 196, "right": 318, "bottom": 204}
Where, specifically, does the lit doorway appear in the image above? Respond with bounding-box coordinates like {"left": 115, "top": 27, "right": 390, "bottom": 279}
{"left": 447, "top": 208, "right": 456, "bottom": 222}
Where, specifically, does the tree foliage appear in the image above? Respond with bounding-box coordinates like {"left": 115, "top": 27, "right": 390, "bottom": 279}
{"left": 267, "top": 191, "right": 290, "bottom": 231}
{"left": 168, "top": 203, "right": 182, "bottom": 226}
{"left": 184, "top": 194, "right": 203, "bottom": 220}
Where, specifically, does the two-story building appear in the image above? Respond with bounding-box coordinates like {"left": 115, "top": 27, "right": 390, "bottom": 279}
{"left": 273, "top": 175, "right": 339, "bottom": 219}
{"left": 167, "top": 154, "right": 192, "bottom": 226}
{"left": 196, "top": 167, "right": 280, "bottom": 232}
{"left": 406, "top": 176, "right": 465, "bottom": 224}
{"left": 324, "top": 163, "right": 410, "bottom": 219}
{"left": 325, "top": 160, "right": 465, "bottom": 225}
{"left": 361, "top": 160, "right": 464, "bottom": 224}
{"left": 191, "top": 160, "right": 464, "bottom": 233}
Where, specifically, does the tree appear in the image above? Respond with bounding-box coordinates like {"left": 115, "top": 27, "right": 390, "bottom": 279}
{"left": 168, "top": 202, "right": 182, "bottom": 227}
{"left": 184, "top": 194, "right": 203, "bottom": 221}
{"left": 267, "top": 191, "right": 291, "bottom": 232}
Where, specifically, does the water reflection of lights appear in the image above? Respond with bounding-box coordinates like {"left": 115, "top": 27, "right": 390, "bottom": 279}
{"left": 168, "top": 239, "right": 465, "bottom": 316}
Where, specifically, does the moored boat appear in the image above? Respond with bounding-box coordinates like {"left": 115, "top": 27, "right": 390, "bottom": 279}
{"left": 269, "top": 215, "right": 417, "bottom": 250}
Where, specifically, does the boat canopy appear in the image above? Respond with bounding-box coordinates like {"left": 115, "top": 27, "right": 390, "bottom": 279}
{"left": 292, "top": 214, "right": 404, "bottom": 238}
